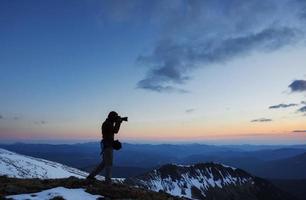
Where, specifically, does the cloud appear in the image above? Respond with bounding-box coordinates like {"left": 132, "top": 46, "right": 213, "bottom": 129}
{"left": 0, "top": 115, "right": 23, "bottom": 121}
{"left": 137, "top": 78, "right": 189, "bottom": 93}
{"left": 269, "top": 103, "right": 298, "bottom": 109}
{"left": 272, "top": 101, "right": 306, "bottom": 115}
{"left": 292, "top": 130, "right": 306, "bottom": 133}
{"left": 251, "top": 118, "right": 273, "bottom": 123}
{"left": 139, "top": 27, "right": 300, "bottom": 92}
{"left": 299, "top": 102, "right": 306, "bottom": 115}
{"left": 185, "top": 108, "right": 195, "bottom": 113}
{"left": 298, "top": 106, "right": 306, "bottom": 113}
{"left": 34, "top": 120, "right": 47, "bottom": 125}
{"left": 289, "top": 80, "right": 306, "bottom": 92}
{"left": 133, "top": 0, "right": 306, "bottom": 92}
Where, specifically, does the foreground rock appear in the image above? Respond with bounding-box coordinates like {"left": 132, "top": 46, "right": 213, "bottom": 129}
{"left": 0, "top": 176, "right": 184, "bottom": 200}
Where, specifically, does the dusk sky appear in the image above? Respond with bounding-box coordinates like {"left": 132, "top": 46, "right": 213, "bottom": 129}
{"left": 1, "top": 0, "right": 306, "bottom": 144}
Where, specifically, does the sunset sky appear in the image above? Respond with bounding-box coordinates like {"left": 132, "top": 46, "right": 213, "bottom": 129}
{"left": 1, "top": 0, "right": 306, "bottom": 144}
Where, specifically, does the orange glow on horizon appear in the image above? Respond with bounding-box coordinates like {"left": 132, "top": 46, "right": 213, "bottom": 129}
{"left": 1, "top": 117, "right": 305, "bottom": 144}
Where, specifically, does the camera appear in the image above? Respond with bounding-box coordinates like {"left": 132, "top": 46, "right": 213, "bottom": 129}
{"left": 117, "top": 116, "right": 128, "bottom": 122}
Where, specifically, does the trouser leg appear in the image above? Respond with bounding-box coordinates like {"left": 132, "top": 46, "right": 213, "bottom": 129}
{"left": 105, "top": 166, "right": 112, "bottom": 182}
{"left": 103, "top": 147, "right": 113, "bottom": 183}
{"left": 87, "top": 160, "right": 105, "bottom": 178}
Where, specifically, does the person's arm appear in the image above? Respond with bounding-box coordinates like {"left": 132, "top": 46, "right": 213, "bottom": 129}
{"left": 113, "top": 121, "right": 121, "bottom": 134}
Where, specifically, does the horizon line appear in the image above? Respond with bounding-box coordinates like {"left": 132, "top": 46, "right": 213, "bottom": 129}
{"left": 0, "top": 139, "right": 306, "bottom": 146}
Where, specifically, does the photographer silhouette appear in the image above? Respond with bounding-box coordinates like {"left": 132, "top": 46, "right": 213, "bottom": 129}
{"left": 87, "top": 111, "right": 126, "bottom": 183}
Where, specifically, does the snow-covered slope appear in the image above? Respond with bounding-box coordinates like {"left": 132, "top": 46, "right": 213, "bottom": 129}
{"left": 125, "top": 163, "right": 293, "bottom": 200}
{"left": 126, "top": 163, "right": 249, "bottom": 199}
{"left": 0, "top": 148, "right": 90, "bottom": 179}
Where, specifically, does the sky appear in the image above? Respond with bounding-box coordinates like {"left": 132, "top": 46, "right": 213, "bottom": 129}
{"left": 0, "top": 0, "right": 306, "bottom": 144}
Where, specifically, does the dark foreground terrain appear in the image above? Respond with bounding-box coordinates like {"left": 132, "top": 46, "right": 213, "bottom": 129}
{"left": 271, "top": 179, "right": 306, "bottom": 200}
{"left": 0, "top": 176, "right": 183, "bottom": 200}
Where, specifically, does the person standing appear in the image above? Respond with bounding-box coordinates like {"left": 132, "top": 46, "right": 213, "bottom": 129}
{"left": 87, "top": 111, "right": 123, "bottom": 183}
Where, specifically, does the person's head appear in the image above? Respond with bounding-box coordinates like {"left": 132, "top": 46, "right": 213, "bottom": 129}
{"left": 107, "top": 111, "right": 118, "bottom": 122}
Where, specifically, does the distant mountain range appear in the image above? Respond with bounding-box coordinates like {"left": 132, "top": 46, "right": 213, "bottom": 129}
{"left": 1, "top": 142, "right": 305, "bottom": 179}
{"left": 125, "top": 163, "right": 296, "bottom": 200}
{"left": 180, "top": 150, "right": 306, "bottom": 180}
{"left": 255, "top": 152, "right": 306, "bottom": 179}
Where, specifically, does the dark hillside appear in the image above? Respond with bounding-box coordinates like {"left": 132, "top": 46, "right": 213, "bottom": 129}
{"left": 0, "top": 176, "right": 184, "bottom": 200}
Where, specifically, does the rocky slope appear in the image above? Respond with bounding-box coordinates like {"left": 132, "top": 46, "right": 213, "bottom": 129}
{"left": 0, "top": 176, "right": 183, "bottom": 200}
{"left": 125, "top": 163, "right": 296, "bottom": 200}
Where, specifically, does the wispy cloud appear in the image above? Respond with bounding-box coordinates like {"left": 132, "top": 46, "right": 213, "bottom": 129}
{"left": 0, "top": 115, "right": 21, "bottom": 121}
{"left": 292, "top": 130, "right": 306, "bottom": 133}
{"left": 100, "top": 1, "right": 306, "bottom": 93}
{"left": 269, "top": 103, "right": 298, "bottom": 109}
{"left": 298, "top": 106, "right": 306, "bottom": 113}
{"left": 34, "top": 120, "right": 47, "bottom": 125}
{"left": 133, "top": 0, "right": 306, "bottom": 92}
{"left": 301, "top": 102, "right": 306, "bottom": 115}
{"left": 251, "top": 118, "right": 272, "bottom": 123}
{"left": 185, "top": 108, "right": 195, "bottom": 113}
{"left": 13, "top": 116, "right": 20, "bottom": 120}
{"left": 137, "top": 80, "right": 189, "bottom": 93}
{"left": 269, "top": 100, "right": 306, "bottom": 116}
{"left": 289, "top": 80, "right": 306, "bottom": 93}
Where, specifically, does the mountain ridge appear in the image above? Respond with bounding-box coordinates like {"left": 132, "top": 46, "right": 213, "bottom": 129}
{"left": 125, "top": 163, "right": 296, "bottom": 200}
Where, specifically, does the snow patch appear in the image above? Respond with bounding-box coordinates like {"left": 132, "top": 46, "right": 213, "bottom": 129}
{"left": 220, "top": 164, "right": 237, "bottom": 170}
{"left": 6, "top": 187, "right": 104, "bottom": 200}
{"left": 172, "top": 163, "right": 193, "bottom": 167}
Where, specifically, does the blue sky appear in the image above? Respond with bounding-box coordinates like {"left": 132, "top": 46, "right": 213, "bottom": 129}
{"left": 0, "top": 0, "right": 306, "bottom": 144}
